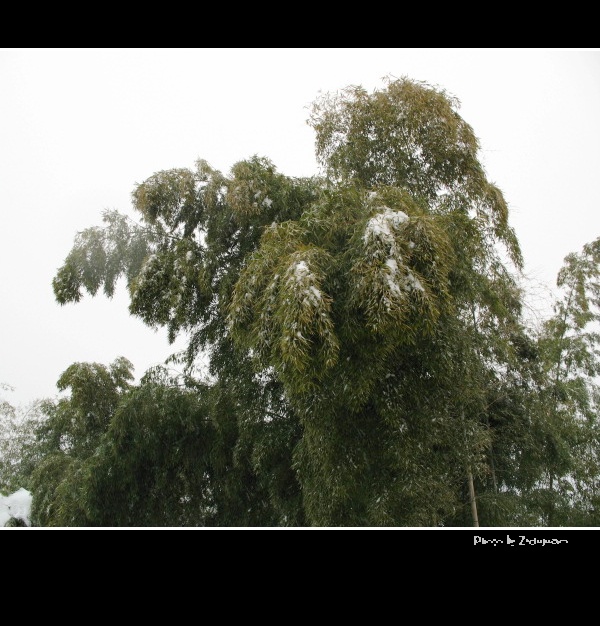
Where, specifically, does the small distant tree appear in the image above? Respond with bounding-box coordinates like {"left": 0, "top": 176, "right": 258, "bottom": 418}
{"left": 0, "top": 384, "right": 45, "bottom": 496}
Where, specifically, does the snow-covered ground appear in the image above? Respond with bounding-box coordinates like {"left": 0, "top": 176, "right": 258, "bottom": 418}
{"left": 0, "top": 488, "right": 32, "bottom": 527}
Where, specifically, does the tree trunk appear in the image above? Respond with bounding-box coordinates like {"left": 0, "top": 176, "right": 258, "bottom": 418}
{"left": 461, "top": 406, "right": 480, "bottom": 527}
{"left": 467, "top": 467, "right": 479, "bottom": 527}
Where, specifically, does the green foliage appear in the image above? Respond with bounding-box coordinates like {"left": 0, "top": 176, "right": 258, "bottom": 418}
{"left": 29, "top": 454, "right": 85, "bottom": 526}
{"left": 16, "top": 76, "right": 594, "bottom": 526}
{"left": 0, "top": 386, "right": 46, "bottom": 495}
{"left": 53, "top": 211, "right": 151, "bottom": 303}
{"left": 22, "top": 360, "right": 304, "bottom": 527}
{"left": 80, "top": 379, "right": 216, "bottom": 526}
{"left": 227, "top": 78, "right": 528, "bottom": 525}
{"left": 40, "top": 357, "right": 133, "bottom": 458}
{"left": 26, "top": 358, "right": 134, "bottom": 526}
{"left": 310, "top": 79, "right": 480, "bottom": 197}
{"left": 309, "top": 77, "right": 523, "bottom": 270}
{"left": 523, "top": 237, "right": 600, "bottom": 525}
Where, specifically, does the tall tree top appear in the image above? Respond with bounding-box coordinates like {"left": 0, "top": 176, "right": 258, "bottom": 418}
{"left": 309, "top": 76, "right": 522, "bottom": 269}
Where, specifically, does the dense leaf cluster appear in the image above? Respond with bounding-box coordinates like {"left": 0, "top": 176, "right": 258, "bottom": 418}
{"left": 3, "top": 77, "right": 598, "bottom": 526}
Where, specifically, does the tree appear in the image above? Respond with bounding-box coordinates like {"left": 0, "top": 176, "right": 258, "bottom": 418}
{"left": 523, "top": 237, "right": 600, "bottom": 525}
{"left": 20, "top": 360, "right": 302, "bottom": 526}
{"left": 228, "top": 78, "right": 527, "bottom": 525}
{"left": 74, "top": 367, "right": 217, "bottom": 526}
{"left": 0, "top": 383, "right": 19, "bottom": 494}
{"left": 28, "top": 357, "right": 134, "bottom": 526}
{"left": 52, "top": 155, "right": 316, "bottom": 525}
{"left": 49, "top": 76, "right": 578, "bottom": 526}
{"left": 0, "top": 384, "right": 45, "bottom": 497}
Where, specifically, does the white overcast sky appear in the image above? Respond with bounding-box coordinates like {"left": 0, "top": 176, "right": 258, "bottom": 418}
{"left": 1, "top": 48, "right": 599, "bottom": 406}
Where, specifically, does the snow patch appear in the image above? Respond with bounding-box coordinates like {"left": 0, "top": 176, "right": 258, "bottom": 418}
{"left": 292, "top": 261, "right": 310, "bottom": 280}
{"left": 363, "top": 207, "right": 424, "bottom": 298}
{"left": 383, "top": 247, "right": 424, "bottom": 297}
{"left": 288, "top": 261, "right": 324, "bottom": 308}
{"left": 363, "top": 207, "right": 409, "bottom": 246}
{"left": 0, "top": 488, "right": 32, "bottom": 527}
{"left": 406, "top": 273, "right": 424, "bottom": 292}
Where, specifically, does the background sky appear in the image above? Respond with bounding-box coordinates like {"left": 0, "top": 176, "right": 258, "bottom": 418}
{"left": 1, "top": 48, "right": 599, "bottom": 407}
